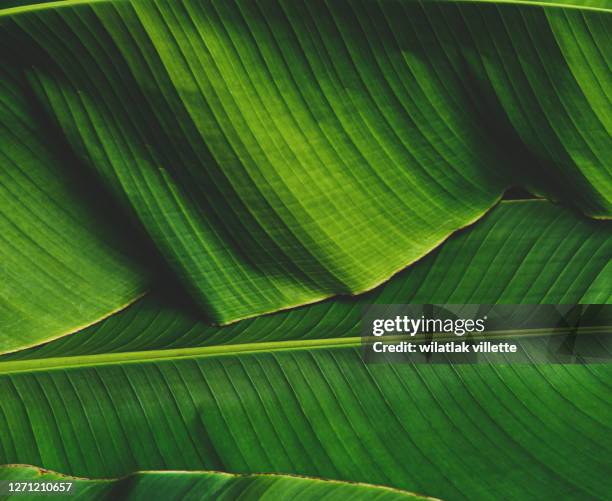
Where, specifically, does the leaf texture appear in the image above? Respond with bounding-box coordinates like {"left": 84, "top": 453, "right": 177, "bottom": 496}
{"left": 3, "top": 200, "right": 609, "bottom": 360}
{"left": 0, "top": 465, "right": 431, "bottom": 500}
{"left": 0, "top": 202, "right": 610, "bottom": 500}
{"left": 1, "top": 0, "right": 610, "bottom": 324}
{"left": 0, "top": 349, "right": 610, "bottom": 499}
{"left": 0, "top": 67, "right": 148, "bottom": 355}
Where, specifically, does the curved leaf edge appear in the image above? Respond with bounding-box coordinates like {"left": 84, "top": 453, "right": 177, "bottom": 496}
{"left": 0, "top": 464, "right": 438, "bottom": 500}
{"left": 0, "top": 292, "right": 148, "bottom": 357}
{"left": 2, "top": 0, "right": 611, "bottom": 18}
{"left": 0, "top": 194, "right": 504, "bottom": 357}
{"left": 4, "top": 198, "right": 608, "bottom": 358}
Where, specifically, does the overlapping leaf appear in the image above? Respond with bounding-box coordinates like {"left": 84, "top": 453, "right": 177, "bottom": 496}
{"left": 0, "top": 201, "right": 610, "bottom": 500}
{"left": 0, "top": 1, "right": 610, "bottom": 498}
{"left": 0, "top": 67, "right": 148, "bottom": 355}
{"left": 2, "top": 200, "right": 609, "bottom": 360}
{"left": 1, "top": 349, "right": 610, "bottom": 499}
{"left": 0, "top": 465, "right": 431, "bottom": 500}
{"left": 1, "top": 0, "right": 610, "bottom": 325}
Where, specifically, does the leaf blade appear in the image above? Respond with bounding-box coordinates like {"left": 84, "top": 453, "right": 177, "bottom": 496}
{"left": 0, "top": 68, "right": 148, "bottom": 354}
{"left": 0, "top": 202, "right": 610, "bottom": 500}
{"left": 2, "top": 200, "right": 608, "bottom": 361}
{"left": 0, "top": 465, "right": 433, "bottom": 500}
{"left": 2, "top": 0, "right": 609, "bottom": 324}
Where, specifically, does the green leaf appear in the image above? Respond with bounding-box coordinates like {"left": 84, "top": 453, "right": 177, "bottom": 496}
{"left": 0, "top": 67, "right": 148, "bottom": 355}
{"left": 0, "top": 202, "right": 610, "bottom": 500}
{"left": 0, "top": 465, "right": 431, "bottom": 500}
{"left": 1, "top": 350, "right": 610, "bottom": 499}
{"left": 1, "top": 0, "right": 610, "bottom": 324}
{"left": 2, "top": 200, "right": 609, "bottom": 360}
{"left": 0, "top": 2, "right": 609, "bottom": 500}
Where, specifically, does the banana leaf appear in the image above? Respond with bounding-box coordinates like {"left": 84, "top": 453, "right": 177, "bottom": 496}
{"left": 2, "top": 200, "right": 609, "bottom": 360}
{"left": 2, "top": 0, "right": 610, "bottom": 326}
{"left": 1, "top": 345, "right": 610, "bottom": 499}
{"left": 0, "top": 67, "right": 148, "bottom": 355}
{"left": 0, "top": 201, "right": 610, "bottom": 500}
{"left": 0, "top": 465, "right": 431, "bottom": 500}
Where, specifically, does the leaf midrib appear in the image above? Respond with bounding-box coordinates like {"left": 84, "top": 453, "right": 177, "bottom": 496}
{"left": 0, "top": 325, "right": 606, "bottom": 375}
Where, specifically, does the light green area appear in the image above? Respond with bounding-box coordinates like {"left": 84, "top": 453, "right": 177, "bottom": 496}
{"left": 0, "top": 68, "right": 148, "bottom": 355}
{"left": 1, "top": 0, "right": 610, "bottom": 326}
{"left": 0, "top": 202, "right": 610, "bottom": 499}
{"left": 2, "top": 200, "right": 608, "bottom": 360}
{"left": 0, "top": 2, "right": 610, "bottom": 499}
